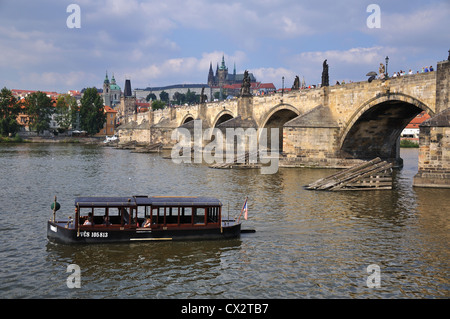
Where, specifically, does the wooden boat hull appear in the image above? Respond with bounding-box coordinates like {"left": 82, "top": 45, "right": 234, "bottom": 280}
{"left": 47, "top": 220, "right": 241, "bottom": 245}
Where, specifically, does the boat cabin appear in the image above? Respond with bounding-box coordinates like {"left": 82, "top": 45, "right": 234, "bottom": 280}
{"left": 74, "top": 196, "right": 223, "bottom": 230}
{"left": 135, "top": 196, "right": 222, "bottom": 228}
{"left": 75, "top": 196, "right": 137, "bottom": 229}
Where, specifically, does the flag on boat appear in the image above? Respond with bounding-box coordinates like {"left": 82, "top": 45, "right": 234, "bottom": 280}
{"left": 242, "top": 197, "right": 248, "bottom": 220}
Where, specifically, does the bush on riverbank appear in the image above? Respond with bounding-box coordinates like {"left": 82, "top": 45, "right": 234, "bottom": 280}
{"left": 0, "top": 133, "right": 26, "bottom": 143}
{"left": 400, "top": 139, "right": 419, "bottom": 148}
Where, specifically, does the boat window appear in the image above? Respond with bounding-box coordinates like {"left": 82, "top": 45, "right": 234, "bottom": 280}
{"left": 180, "top": 207, "right": 192, "bottom": 224}
{"left": 193, "top": 208, "right": 206, "bottom": 225}
{"left": 165, "top": 207, "right": 179, "bottom": 225}
{"left": 136, "top": 205, "right": 148, "bottom": 226}
{"left": 207, "top": 206, "right": 220, "bottom": 223}
{"left": 151, "top": 207, "right": 168, "bottom": 225}
{"left": 106, "top": 208, "right": 122, "bottom": 225}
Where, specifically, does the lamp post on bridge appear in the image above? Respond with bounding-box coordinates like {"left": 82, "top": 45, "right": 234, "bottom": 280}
{"left": 385, "top": 56, "right": 389, "bottom": 78}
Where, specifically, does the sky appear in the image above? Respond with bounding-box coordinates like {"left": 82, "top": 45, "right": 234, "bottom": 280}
{"left": 0, "top": 0, "right": 449, "bottom": 93}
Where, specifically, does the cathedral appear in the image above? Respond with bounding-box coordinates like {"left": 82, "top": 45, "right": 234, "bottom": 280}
{"left": 207, "top": 55, "right": 257, "bottom": 88}
{"left": 102, "top": 71, "right": 121, "bottom": 108}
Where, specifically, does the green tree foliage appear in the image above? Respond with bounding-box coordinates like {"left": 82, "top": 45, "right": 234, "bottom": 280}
{"left": 173, "top": 92, "right": 186, "bottom": 105}
{"left": 25, "top": 91, "right": 54, "bottom": 134}
{"left": 159, "top": 91, "right": 169, "bottom": 103}
{"left": 151, "top": 100, "right": 166, "bottom": 111}
{"left": 185, "top": 89, "right": 198, "bottom": 104}
{"left": 55, "top": 94, "right": 77, "bottom": 132}
{"left": 79, "top": 87, "right": 106, "bottom": 135}
{"left": 0, "top": 87, "right": 21, "bottom": 136}
{"left": 145, "top": 93, "right": 157, "bottom": 102}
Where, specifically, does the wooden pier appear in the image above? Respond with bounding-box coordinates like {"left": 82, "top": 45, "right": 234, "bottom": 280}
{"left": 209, "top": 151, "right": 260, "bottom": 169}
{"left": 306, "top": 157, "right": 393, "bottom": 191}
{"left": 131, "top": 142, "right": 163, "bottom": 153}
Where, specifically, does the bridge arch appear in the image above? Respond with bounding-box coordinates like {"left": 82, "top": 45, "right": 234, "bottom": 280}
{"left": 180, "top": 114, "right": 195, "bottom": 126}
{"left": 260, "top": 103, "right": 300, "bottom": 152}
{"left": 212, "top": 110, "right": 235, "bottom": 127}
{"left": 339, "top": 93, "right": 434, "bottom": 162}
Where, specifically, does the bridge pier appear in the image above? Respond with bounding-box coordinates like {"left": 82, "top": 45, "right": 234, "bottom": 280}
{"left": 413, "top": 107, "right": 450, "bottom": 188}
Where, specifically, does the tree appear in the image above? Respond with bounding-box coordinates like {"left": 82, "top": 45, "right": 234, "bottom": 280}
{"left": 173, "top": 92, "right": 186, "bottom": 105}
{"left": 79, "top": 87, "right": 106, "bottom": 135}
{"left": 151, "top": 100, "right": 166, "bottom": 111}
{"left": 146, "top": 93, "right": 157, "bottom": 102}
{"left": 55, "top": 94, "right": 77, "bottom": 132}
{"left": 159, "top": 91, "right": 169, "bottom": 103}
{"left": 0, "top": 87, "right": 21, "bottom": 136}
{"left": 185, "top": 89, "right": 197, "bottom": 104}
{"left": 25, "top": 91, "right": 54, "bottom": 134}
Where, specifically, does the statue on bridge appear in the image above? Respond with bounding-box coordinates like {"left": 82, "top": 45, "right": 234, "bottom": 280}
{"left": 200, "top": 86, "right": 207, "bottom": 104}
{"left": 321, "top": 60, "right": 329, "bottom": 87}
{"left": 378, "top": 63, "right": 385, "bottom": 79}
{"left": 292, "top": 76, "right": 300, "bottom": 90}
{"left": 240, "top": 70, "right": 252, "bottom": 97}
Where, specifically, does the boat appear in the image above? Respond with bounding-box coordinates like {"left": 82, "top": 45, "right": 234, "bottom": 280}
{"left": 47, "top": 195, "right": 244, "bottom": 244}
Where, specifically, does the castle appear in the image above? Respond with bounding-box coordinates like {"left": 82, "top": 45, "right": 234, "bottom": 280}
{"left": 207, "top": 55, "right": 257, "bottom": 88}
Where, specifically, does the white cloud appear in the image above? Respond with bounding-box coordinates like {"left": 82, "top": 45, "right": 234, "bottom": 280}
{"left": 125, "top": 51, "right": 248, "bottom": 88}
{"left": 363, "top": 2, "right": 450, "bottom": 46}
{"left": 0, "top": 0, "right": 448, "bottom": 92}
{"left": 251, "top": 67, "right": 296, "bottom": 88}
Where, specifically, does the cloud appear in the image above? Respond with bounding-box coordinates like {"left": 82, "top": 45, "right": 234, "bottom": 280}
{"left": 363, "top": 2, "right": 450, "bottom": 48}
{"left": 287, "top": 46, "right": 399, "bottom": 85}
{"left": 25, "top": 71, "right": 97, "bottom": 90}
{"left": 251, "top": 67, "right": 296, "bottom": 88}
{"left": 0, "top": 0, "right": 448, "bottom": 92}
{"left": 125, "top": 51, "right": 248, "bottom": 88}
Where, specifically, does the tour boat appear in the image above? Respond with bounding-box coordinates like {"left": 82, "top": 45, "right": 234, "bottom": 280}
{"left": 47, "top": 195, "right": 245, "bottom": 244}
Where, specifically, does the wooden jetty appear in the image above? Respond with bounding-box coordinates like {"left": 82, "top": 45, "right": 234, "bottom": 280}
{"left": 131, "top": 142, "right": 163, "bottom": 153}
{"left": 114, "top": 141, "right": 136, "bottom": 150}
{"left": 306, "top": 157, "right": 393, "bottom": 191}
{"left": 209, "top": 151, "right": 260, "bottom": 169}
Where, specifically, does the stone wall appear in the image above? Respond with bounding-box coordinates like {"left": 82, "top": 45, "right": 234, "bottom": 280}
{"left": 435, "top": 60, "right": 450, "bottom": 114}
{"left": 414, "top": 108, "right": 450, "bottom": 188}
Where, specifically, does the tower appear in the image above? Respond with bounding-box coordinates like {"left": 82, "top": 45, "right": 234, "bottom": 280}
{"left": 217, "top": 55, "right": 228, "bottom": 87}
{"left": 120, "top": 78, "right": 136, "bottom": 123}
{"left": 103, "top": 71, "right": 111, "bottom": 107}
{"left": 207, "top": 62, "right": 215, "bottom": 87}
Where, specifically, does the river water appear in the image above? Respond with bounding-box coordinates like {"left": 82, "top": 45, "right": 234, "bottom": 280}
{"left": 0, "top": 143, "right": 448, "bottom": 299}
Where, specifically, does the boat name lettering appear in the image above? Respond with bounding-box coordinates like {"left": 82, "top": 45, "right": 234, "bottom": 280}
{"left": 80, "top": 231, "right": 108, "bottom": 238}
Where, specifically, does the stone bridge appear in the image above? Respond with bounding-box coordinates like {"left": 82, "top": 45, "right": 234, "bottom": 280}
{"left": 118, "top": 59, "right": 450, "bottom": 187}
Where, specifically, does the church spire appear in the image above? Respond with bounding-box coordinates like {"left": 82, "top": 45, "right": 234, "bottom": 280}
{"left": 104, "top": 71, "right": 109, "bottom": 84}
{"left": 219, "top": 54, "right": 227, "bottom": 70}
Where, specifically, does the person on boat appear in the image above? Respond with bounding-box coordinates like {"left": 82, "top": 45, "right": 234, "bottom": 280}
{"left": 103, "top": 215, "right": 111, "bottom": 226}
{"left": 143, "top": 218, "right": 151, "bottom": 228}
{"left": 83, "top": 213, "right": 93, "bottom": 226}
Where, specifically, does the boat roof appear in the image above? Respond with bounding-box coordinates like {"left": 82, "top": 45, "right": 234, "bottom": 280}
{"left": 75, "top": 196, "right": 222, "bottom": 207}
{"left": 136, "top": 196, "right": 222, "bottom": 207}
{"left": 75, "top": 197, "right": 136, "bottom": 207}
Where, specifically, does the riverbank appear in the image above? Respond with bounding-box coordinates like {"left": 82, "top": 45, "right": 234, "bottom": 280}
{"left": 0, "top": 135, "right": 103, "bottom": 144}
